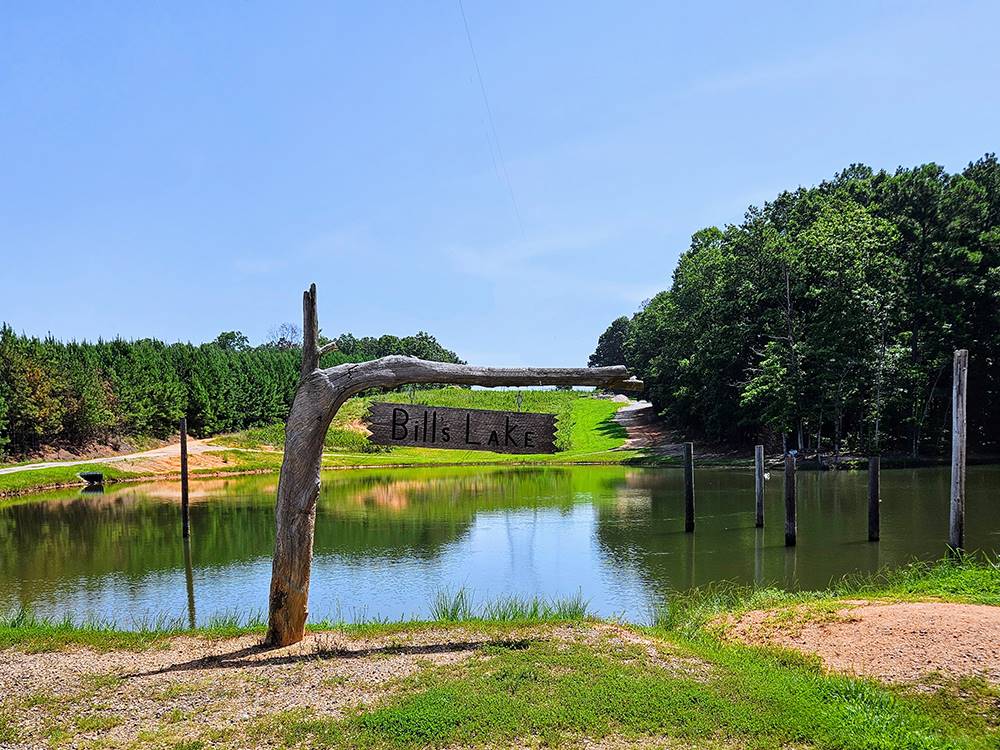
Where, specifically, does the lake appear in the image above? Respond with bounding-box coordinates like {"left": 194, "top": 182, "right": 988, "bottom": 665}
{"left": 2, "top": 465, "right": 998, "bottom": 627}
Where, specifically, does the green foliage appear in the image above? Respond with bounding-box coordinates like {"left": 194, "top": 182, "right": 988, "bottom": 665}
{"left": 281, "top": 637, "right": 990, "bottom": 749}
{"left": 588, "top": 315, "right": 630, "bottom": 367}
{"left": 329, "top": 331, "right": 463, "bottom": 362}
{"left": 0, "top": 326, "right": 461, "bottom": 459}
{"left": 212, "top": 331, "right": 250, "bottom": 351}
{"left": 600, "top": 155, "right": 1000, "bottom": 455}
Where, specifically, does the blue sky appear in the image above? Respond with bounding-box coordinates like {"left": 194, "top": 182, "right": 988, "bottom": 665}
{"left": 2, "top": 2, "right": 998, "bottom": 366}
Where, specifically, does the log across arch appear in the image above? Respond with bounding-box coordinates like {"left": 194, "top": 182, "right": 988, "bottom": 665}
{"left": 266, "top": 286, "right": 642, "bottom": 646}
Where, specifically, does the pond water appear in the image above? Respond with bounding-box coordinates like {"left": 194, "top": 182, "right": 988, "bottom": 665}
{"left": 2, "top": 465, "right": 998, "bottom": 627}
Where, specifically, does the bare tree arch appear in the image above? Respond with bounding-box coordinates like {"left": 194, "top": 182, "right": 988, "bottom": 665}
{"left": 267, "top": 285, "right": 642, "bottom": 646}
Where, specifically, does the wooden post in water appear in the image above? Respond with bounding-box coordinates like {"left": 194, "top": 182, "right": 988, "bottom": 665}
{"left": 949, "top": 349, "right": 968, "bottom": 552}
{"left": 784, "top": 454, "right": 796, "bottom": 547}
{"left": 754, "top": 444, "right": 765, "bottom": 528}
{"left": 180, "top": 417, "right": 190, "bottom": 539}
{"left": 683, "top": 442, "right": 695, "bottom": 533}
{"left": 868, "top": 456, "right": 880, "bottom": 542}
{"left": 183, "top": 535, "right": 196, "bottom": 628}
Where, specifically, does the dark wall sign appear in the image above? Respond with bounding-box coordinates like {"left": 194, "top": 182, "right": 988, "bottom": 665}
{"left": 365, "top": 402, "right": 557, "bottom": 454}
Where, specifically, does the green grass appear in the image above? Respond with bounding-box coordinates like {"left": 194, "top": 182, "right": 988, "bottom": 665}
{"left": 429, "top": 589, "right": 590, "bottom": 622}
{"left": 839, "top": 552, "right": 1000, "bottom": 604}
{"left": 275, "top": 635, "right": 992, "bottom": 749}
{"left": 73, "top": 713, "right": 122, "bottom": 732}
{"left": 0, "top": 592, "right": 592, "bottom": 653}
{"left": 0, "top": 711, "right": 17, "bottom": 744}
{"left": 0, "top": 463, "right": 140, "bottom": 497}
{"left": 0, "top": 608, "right": 290, "bottom": 652}
{"left": 211, "top": 421, "right": 286, "bottom": 450}
{"left": 654, "top": 553, "right": 1000, "bottom": 637}
{"left": 192, "top": 449, "right": 285, "bottom": 474}
{"left": 0, "top": 609, "right": 215, "bottom": 652}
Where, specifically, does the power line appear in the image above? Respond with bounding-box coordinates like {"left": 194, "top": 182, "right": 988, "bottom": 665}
{"left": 457, "top": 0, "right": 526, "bottom": 239}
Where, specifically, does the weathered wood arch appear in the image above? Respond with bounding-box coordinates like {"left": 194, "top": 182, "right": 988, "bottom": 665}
{"left": 267, "top": 285, "right": 641, "bottom": 646}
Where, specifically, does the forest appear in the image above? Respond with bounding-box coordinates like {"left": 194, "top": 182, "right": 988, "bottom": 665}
{"left": 0, "top": 326, "right": 461, "bottom": 458}
{"left": 591, "top": 155, "right": 1000, "bottom": 457}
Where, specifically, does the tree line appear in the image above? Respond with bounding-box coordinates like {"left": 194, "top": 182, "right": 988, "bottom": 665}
{"left": 0, "top": 326, "right": 462, "bottom": 457}
{"left": 591, "top": 155, "right": 1000, "bottom": 458}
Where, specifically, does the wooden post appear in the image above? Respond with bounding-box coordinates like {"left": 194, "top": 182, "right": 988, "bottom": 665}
{"left": 683, "top": 442, "right": 695, "bottom": 533}
{"left": 753, "top": 527, "right": 764, "bottom": 585}
{"left": 949, "top": 349, "right": 968, "bottom": 552}
{"left": 754, "top": 444, "right": 765, "bottom": 528}
{"left": 180, "top": 417, "right": 190, "bottom": 539}
{"left": 784, "top": 453, "right": 796, "bottom": 547}
{"left": 183, "top": 535, "right": 196, "bottom": 629}
{"left": 868, "top": 455, "right": 880, "bottom": 542}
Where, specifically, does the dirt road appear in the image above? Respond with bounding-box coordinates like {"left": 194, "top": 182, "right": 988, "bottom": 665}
{"left": 613, "top": 400, "right": 681, "bottom": 452}
{"left": 0, "top": 439, "right": 223, "bottom": 475}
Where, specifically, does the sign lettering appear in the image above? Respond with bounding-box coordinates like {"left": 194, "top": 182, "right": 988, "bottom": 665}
{"left": 365, "top": 402, "right": 557, "bottom": 454}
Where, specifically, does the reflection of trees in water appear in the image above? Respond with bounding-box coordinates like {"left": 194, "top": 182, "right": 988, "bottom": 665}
{"left": 316, "top": 467, "right": 598, "bottom": 562}
{"left": 0, "top": 488, "right": 278, "bottom": 610}
{"left": 593, "top": 469, "right": 756, "bottom": 600}
{"left": 1, "top": 466, "right": 632, "bottom": 612}
{"left": 593, "top": 467, "right": 990, "bottom": 596}
{"left": 594, "top": 469, "right": 860, "bottom": 597}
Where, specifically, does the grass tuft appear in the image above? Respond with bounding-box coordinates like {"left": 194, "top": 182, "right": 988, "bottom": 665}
{"left": 430, "top": 588, "right": 590, "bottom": 623}
{"left": 430, "top": 588, "right": 474, "bottom": 621}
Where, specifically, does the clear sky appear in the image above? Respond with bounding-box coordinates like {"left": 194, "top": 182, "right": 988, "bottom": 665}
{"left": 2, "top": 2, "right": 998, "bottom": 366}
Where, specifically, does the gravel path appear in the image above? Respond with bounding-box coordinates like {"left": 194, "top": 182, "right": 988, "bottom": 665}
{"left": 613, "top": 401, "right": 680, "bottom": 452}
{"left": 0, "top": 439, "right": 223, "bottom": 475}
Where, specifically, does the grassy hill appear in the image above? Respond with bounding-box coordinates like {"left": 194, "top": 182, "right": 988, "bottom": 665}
{"left": 0, "top": 390, "right": 638, "bottom": 497}
{"left": 215, "top": 388, "right": 637, "bottom": 466}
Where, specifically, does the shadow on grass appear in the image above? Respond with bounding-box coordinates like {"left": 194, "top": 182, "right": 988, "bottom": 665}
{"left": 594, "top": 413, "right": 628, "bottom": 441}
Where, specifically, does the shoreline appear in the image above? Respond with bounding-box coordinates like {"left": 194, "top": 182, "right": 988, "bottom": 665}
{"left": 2, "top": 556, "right": 996, "bottom": 749}
{"left": 0, "top": 456, "right": 652, "bottom": 499}
{"left": 3, "top": 451, "right": 997, "bottom": 500}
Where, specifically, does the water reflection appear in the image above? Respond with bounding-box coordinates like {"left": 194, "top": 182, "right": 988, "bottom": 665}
{"left": 182, "top": 535, "right": 196, "bottom": 628}
{"left": 0, "top": 465, "right": 997, "bottom": 627}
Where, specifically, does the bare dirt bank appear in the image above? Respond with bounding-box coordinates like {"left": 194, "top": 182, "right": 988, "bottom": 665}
{"left": 728, "top": 600, "right": 1000, "bottom": 685}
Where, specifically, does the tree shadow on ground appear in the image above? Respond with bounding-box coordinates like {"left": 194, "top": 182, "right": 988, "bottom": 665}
{"left": 595, "top": 414, "right": 628, "bottom": 441}
{"left": 125, "top": 638, "right": 532, "bottom": 679}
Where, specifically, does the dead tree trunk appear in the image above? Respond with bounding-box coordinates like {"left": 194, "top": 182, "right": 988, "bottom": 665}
{"left": 266, "top": 285, "right": 642, "bottom": 646}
